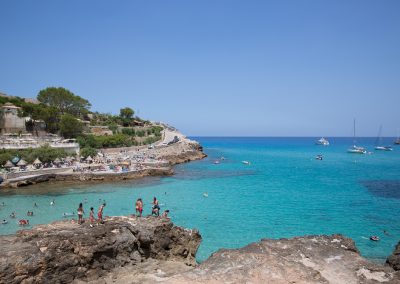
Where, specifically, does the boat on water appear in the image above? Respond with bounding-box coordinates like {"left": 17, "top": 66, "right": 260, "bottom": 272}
{"left": 315, "top": 154, "right": 323, "bottom": 160}
{"left": 347, "top": 119, "right": 367, "bottom": 154}
{"left": 374, "top": 125, "right": 393, "bottom": 151}
{"left": 242, "top": 161, "right": 250, "bottom": 165}
{"left": 394, "top": 129, "right": 400, "bottom": 145}
{"left": 315, "top": 137, "right": 329, "bottom": 146}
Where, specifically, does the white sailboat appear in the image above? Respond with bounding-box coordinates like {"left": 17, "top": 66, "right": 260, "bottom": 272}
{"left": 347, "top": 119, "right": 366, "bottom": 154}
{"left": 375, "top": 125, "right": 393, "bottom": 151}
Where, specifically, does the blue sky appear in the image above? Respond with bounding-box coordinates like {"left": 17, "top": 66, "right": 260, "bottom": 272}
{"left": 1, "top": 1, "right": 399, "bottom": 136}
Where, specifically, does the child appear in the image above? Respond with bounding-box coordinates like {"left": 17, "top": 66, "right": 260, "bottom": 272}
{"left": 98, "top": 203, "right": 106, "bottom": 223}
{"left": 89, "top": 207, "right": 95, "bottom": 226}
{"left": 161, "top": 210, "right": 170, "bottom": 218}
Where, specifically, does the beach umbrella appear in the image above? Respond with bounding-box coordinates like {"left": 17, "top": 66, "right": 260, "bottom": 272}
{"left": 33, "top": 158, "right": 42, "bottom": 165}
{"left": 4, "top": 160, "right": 14, "bottom": 168}
{"left": 53, "top": 158, "right": 61, "bottom": 164}
{"left": 17, "top": 159, "right": 27, "bottom": 166}
{"left": 11, "top": 156, "right": 20, "bottom": 164}
{"left": 86, "top": 156, "right": 93, "bottom": 162}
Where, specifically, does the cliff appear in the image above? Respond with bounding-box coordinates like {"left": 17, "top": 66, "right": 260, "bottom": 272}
{"left": 0, "top": 216, "right": 201, "bottom": 284}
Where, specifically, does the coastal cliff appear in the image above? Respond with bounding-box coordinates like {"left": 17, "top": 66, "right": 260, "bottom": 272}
{"left": 0, "top": 216, "right": 201, "bottom": 284}
{"left": 1, "top": 218, "right": 399, "bottom": 284}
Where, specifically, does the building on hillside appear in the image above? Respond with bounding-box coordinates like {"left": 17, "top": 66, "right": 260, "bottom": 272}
{"left": 89, "top": 126, "right": 113, "bottom": 136}
{"left": 0, "top": 103, "right": 26, "bottom": 134}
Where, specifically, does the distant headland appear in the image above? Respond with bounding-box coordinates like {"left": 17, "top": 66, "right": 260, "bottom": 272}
{"left": 0, "top": 87, "right": 206, "bottom": 188}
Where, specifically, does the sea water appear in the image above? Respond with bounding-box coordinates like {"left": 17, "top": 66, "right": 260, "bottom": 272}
{"left": 0, "top": 137, "right": 399, "bottom": 263}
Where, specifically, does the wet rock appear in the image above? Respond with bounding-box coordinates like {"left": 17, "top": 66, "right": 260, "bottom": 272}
{"left": 387, "top": 241, "right": 400, "bottom": 271}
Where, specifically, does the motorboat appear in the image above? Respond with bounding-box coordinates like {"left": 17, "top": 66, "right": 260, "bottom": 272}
{"left": 315, "top": 154, "right": 323, "bottom": 160}
{"left": 315, "top": 137, "right": 329, "bottom": 146}
{"left": 242, "top": 161, "right": 250, "bottom": 165}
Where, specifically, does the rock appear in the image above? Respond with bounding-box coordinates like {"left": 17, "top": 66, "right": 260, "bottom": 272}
{"left": 166, "top": 235, "right": 399, "bottom": 284}
{"left": 0, "top": 216, "right": 201, "bottom": 284}
{"left": 387, "top": 241, "right": 400, "bottom": 271}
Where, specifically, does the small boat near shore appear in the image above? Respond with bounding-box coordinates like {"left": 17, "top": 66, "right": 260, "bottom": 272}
{"left": 315, "top": 137, "right": 329, "bottom": 146}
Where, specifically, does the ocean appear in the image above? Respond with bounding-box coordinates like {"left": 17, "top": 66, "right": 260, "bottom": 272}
{"left": 1, "top": 137, "right": 399, "bottom": 262}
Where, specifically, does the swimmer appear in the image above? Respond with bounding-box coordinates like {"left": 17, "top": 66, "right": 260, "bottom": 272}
{"left": 27, "top": 211, "right": 33, "bottom": 216}
{"left": 10, "top": 212, "right": 16, "bottom": 218}
{"left": 203, "top": 192, "right": 208, "bottom": 198}
{"left": 34, "top": 203, "right": 38, "bottom": 208}
{"left": 1, "top": 219, "right": 8, "bottom": 224}
{"left": 1, "top": 202, "right": 5, "bottom": 206}
{"left": 18, "top": 219, "right": 29, "bottom": 226}
{"left": 50, "top": 199, "right": 55, "bottom": 206}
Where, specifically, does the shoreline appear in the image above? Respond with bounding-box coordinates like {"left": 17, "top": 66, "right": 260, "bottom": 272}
{"left": 0, "top": 132, "right": 207, "bottom": 189}
{"left": 1, "top": 216, "right": 398, "bottom": 283}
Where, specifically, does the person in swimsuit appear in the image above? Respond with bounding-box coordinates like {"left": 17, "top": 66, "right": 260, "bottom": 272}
{"left": 135, "top": 198, "right": 143, "bottom": 217}
{"left": 98, "top": 203, "right": 105, "bottom": 223}
{"left": 151, "top": 197, "right": 160, "bottom": 216}
{"left": 161, "top": 210, "right": 170, "bottom": 218}
{"left": 89, "top": 207, "right": 95, "bottom": 226}
{"left": 77, "top": 203, "right": 84, "bottom": 224}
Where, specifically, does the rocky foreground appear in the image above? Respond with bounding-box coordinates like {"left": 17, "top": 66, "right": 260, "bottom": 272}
{"left": 0, "top": 217, "right": 399, "bottom": 284}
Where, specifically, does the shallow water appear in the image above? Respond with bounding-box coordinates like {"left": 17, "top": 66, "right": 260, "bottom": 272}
{"left": 1, "top": 137, "right": 399, "bottom": 262}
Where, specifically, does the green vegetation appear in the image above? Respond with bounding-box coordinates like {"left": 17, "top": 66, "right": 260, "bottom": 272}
{"left": 1, "top": 87, "right": 164, "bottom": 150}
{"left": 0, "top": 146, "right": 68, "bottom": 165}
{"left": 59, "top": 114, "right": 83, "bottom": 138}
{"left": 79, "top": 147, "right": 98, "bottom": 159}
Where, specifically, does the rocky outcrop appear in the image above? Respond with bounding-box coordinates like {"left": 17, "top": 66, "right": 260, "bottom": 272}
{"left": 387, "top": 241, "right": 400, "bottom": 271}
{"left": 166, "top": 235, "right": 399, "bottom": 284}
{"left": 3, "top": 168, "right": 173, "bottom": 188}
{"left": 0, "top": 216, "right": 201, "bottom": 284}
{"left": 3, "top": 218, "right": 397, "bottom": 284}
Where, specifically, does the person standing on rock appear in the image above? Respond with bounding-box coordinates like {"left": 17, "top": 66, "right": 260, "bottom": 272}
{"left": 89, "top": 207, "right": 95, "bottom": 226}
{"left": 151, "top": 197, "right": 160, "bottom": 216}
{"left": 98, "top": 203, "right": 106, "bottom": 223}
{"left": 135, "top": 198, "right": 143, "bottom": 217}
{"left": 77, "top": 203, "right": 84, "bottom": 224}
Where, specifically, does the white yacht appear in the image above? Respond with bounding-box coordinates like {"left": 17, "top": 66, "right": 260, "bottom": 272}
{"left": 315, "top": 137, "right": 329, "bottom": 146}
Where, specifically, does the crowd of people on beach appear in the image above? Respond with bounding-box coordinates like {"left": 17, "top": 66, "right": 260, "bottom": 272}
{"left": 0, "top": 196, "right": 169, "bottom": 228}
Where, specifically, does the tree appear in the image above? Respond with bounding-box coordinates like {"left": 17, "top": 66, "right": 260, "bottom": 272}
{"left": 119, "top": 107, "right": 134, "bottom": 119}
{"left": 80, "top": 147, "right": 98, "bottom": 158}
{"left": 59, "top": 114, "right": 83, "bottom": 138}
{"left": 37, "top": 87, "right": 91, "bottom": 116}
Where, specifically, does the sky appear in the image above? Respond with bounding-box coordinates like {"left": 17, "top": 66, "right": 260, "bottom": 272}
{"left": 1, "top": 1, "right": 399, "bottom": 137}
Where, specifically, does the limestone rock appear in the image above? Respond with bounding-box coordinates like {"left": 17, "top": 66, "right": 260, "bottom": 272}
{"left": 0, "top": 216, "right": 201, "bottom": 284}
{"left": 387, "top": 241, "right": 400, "bottom": 271}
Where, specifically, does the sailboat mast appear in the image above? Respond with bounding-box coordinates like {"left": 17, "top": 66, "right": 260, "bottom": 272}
{"left": 353, "top": 118, "right": 356, "bottom": 145}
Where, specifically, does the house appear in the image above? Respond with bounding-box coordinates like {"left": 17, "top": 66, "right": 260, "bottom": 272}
{"left": 0, "top": 103, "right": 26, "bottom": 134}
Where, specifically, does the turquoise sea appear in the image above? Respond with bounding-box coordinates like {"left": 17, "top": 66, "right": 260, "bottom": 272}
{"left": 1, "top": 137, "right": 400, "bottom": 262}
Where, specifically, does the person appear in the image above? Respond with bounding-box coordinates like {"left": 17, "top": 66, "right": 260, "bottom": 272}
{"left": 161, "top": 210, "right": 170, "bottom": 218}
{"left": 27, "top": 211, "right": 33, "bottom": 216}
{"left": 77, "top": 203, "right": 84, "bottom": 224}
{"left": 89, "top": 207, "right": 95, "bottom": 226}
{"left": 50, "top": 199, "right": 55, "bottom": 206}
{"left": 34, "top": 203, "right": 38, "bottom": 208}
{"left": 152, "top": 197, "right": 160, "bottom": 216}
{"left": 98, "top": 203, "right": 106, "bottom": 223}
{"left": 1, "top": 219, "right": 8, "bottom": 224}
{"left": 19, "top": 219, "right": 29, "bottom": 226}
{"left": 10, "top": 212, "right": 16, "bottom": 218}
{"left": 135, "top": 198, "right": 143, "bottom": 217}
